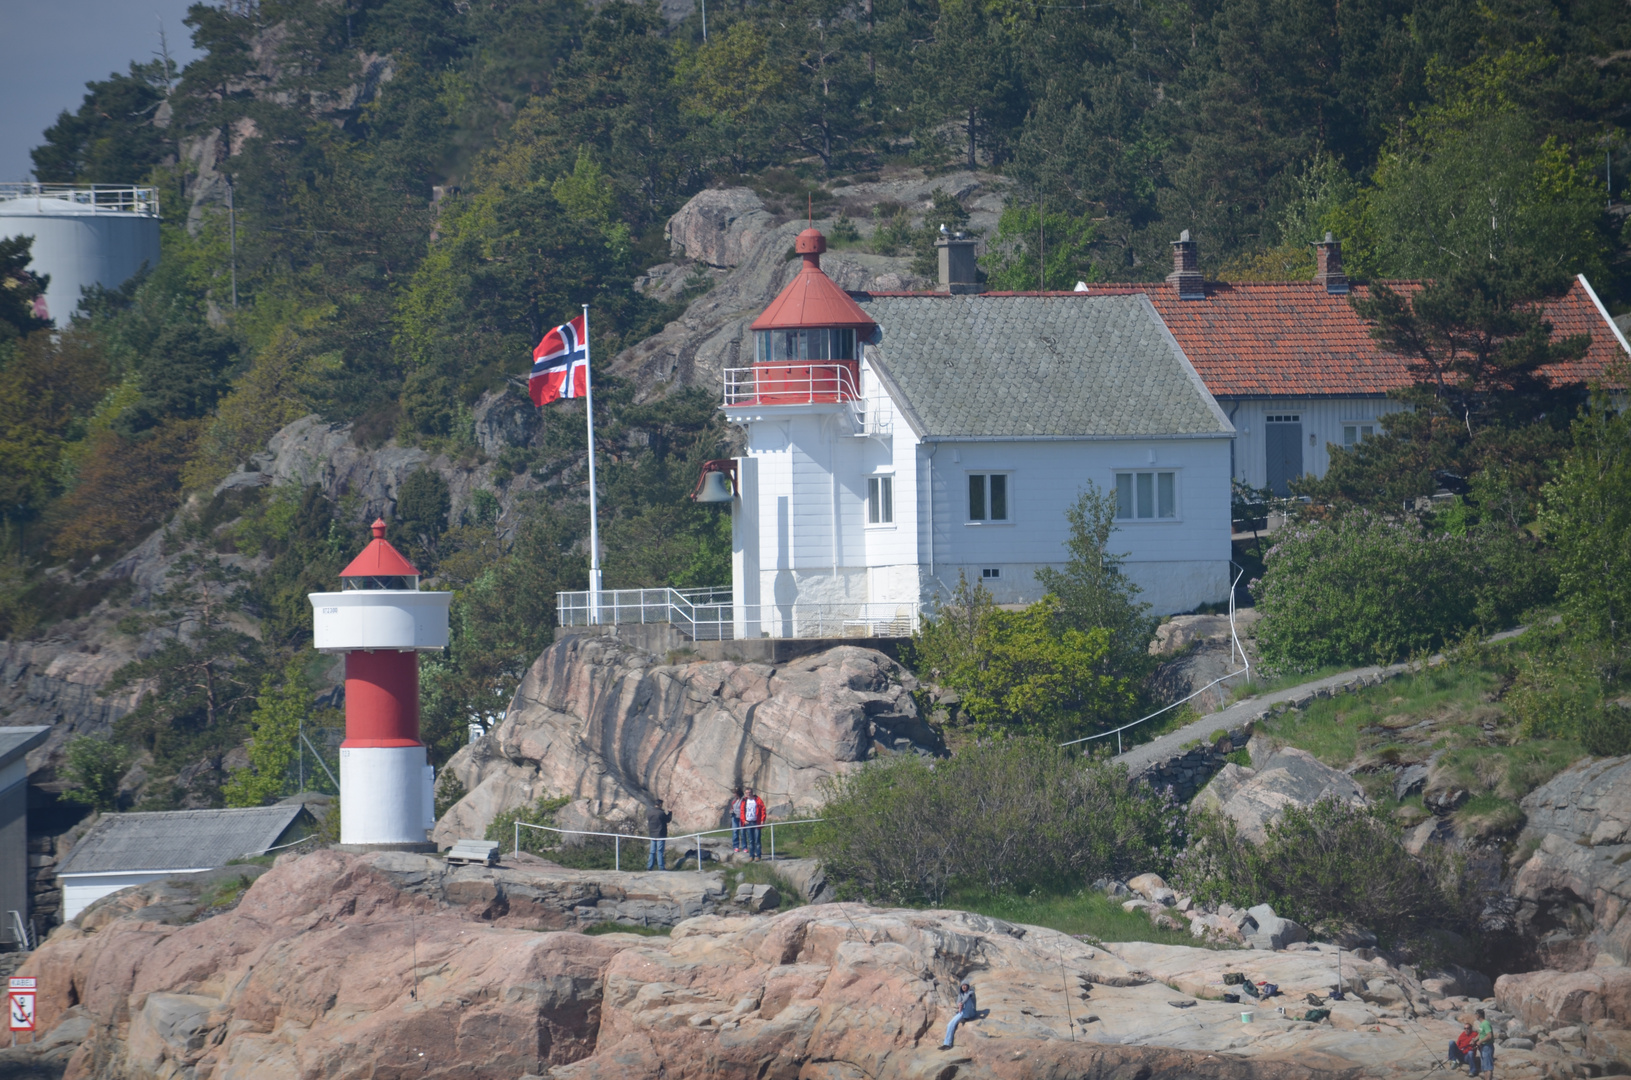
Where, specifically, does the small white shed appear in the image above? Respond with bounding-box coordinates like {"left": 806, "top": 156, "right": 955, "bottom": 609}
{"left": 56, "top": 804, "right": 314, "bottom": 921}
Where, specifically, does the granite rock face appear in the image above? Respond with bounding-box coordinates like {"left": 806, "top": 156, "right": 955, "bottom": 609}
{"left": 434, "top": 636, "right": 939, "bottom": 845}
{"left": 665, "top": 187, "right": 779, "bottom": 268}
{"left": 1511, "top": 756, "right": 1631, "bottom": 969}
{"left": 1496, "top": 968, "right": 1631, "bottom": 1029}
{"left": 1194, "top": 746, "right": 1369, "bottom": 842}
{"left": 6, "top": 848, "right": 1626, "bottom": 1080}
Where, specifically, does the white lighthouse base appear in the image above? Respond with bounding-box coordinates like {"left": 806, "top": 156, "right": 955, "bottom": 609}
{"left": 339, "top": 745, "right": 436, "bottom": 846}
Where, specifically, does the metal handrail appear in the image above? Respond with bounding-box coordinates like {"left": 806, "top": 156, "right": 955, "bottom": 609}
{"left": 722, "top": 363, "right": 861, "bottom": 406}
{"left": 1058, "top": 564, "right": 1251, "bottom": 755}
{"left": 0, "top": 182, "right": 161, "bottom": 216}
{"left": 555, "top": 591, "right": 920, "bottom": 641}
{"left": 513, "top": 818, "right": 824, "bottom": 871}
{"left": 7, "top": 909, "right": 33, "bottom": 952}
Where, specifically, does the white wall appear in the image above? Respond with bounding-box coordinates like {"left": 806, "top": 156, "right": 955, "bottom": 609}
{"left": 729, "top": 360, "right": 1235, "bottom": 619}
{"left": 1223, "top": 396, "right": 1410, "bottom": 491}
{"left": 62, "top": 869, "right": 210, "bottom": 921}
{"left": 915, "top": 435, "right": 1234, "bottom": 614}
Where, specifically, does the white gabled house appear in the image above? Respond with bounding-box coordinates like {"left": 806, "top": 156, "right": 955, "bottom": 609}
{"left": 720, "top": 227, "right": 1236, "bottom": 634}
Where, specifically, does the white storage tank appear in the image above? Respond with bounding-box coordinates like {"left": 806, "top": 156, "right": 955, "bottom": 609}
{"left": 0, "top": 183, "right": 161, "bottom": 322}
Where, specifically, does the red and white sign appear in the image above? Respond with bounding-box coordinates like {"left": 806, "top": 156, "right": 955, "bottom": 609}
{"left": 8, "top": 977, "right": 35, "bottom": 1032}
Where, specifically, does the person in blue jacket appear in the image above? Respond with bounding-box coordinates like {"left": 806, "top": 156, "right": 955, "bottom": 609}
{"left": 941, "top": 981, "right": 977, "bottom": 1049}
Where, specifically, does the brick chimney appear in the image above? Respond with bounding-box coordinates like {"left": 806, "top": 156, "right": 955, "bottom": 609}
{"left": 1167, "top": 230, "right": 1204, "bottom": 300}
{"left": 935, "top": 226, "right": 981, "bottom": 294}
{"left": 1314, "top": 232, "right": 1348, "bottom": 295}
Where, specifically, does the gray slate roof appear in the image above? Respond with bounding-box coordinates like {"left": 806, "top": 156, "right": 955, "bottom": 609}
{"left": 57, "top": 805, "right": 310, "bottom": 875}
{"left": 0, "top": 726, "right": 50, "bottom": 771}
{"left": 857, "top": 294, "right": 1233, "bottom": 439}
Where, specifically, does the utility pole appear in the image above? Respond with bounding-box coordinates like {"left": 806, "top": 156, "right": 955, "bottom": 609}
{"left": 226, "top": 173, "right": 238, "bottom": 310}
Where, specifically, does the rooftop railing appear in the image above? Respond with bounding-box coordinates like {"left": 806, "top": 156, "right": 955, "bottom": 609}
{"left": 0, "top": 183, "right": 161, "bottom": 216}
{"left": 722, "top": 363, "right": 859, "bottom": 406}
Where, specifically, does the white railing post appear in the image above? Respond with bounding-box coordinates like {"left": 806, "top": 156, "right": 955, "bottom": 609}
{"left": 514, "top": 820, "right": 520, "bottom": 857}
{"left": 615, "top": 835, "right": 620, "bottom": 872}
{"left": 769, "top": 823, "right": 775, "bottom": 861}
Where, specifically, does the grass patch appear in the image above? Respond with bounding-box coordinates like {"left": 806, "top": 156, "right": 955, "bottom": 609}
{"left": 1258, "top": 663, "right": 1503, "bottom": 769}
{"left": 203, "top": 872, "right": 257, "bottom": 909}
{"left": 1453, "top": 794, "right": 1526, "bottom": 840}
{"left": 938, "top": 889, "right": 1226, "bottom": 948}
{"left": 582, "top": 922, "right": 671, "bottom": 936}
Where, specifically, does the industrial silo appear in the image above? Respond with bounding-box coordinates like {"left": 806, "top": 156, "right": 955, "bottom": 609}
{"left": 0, "top": 184, "right": 161, "bottom": 322}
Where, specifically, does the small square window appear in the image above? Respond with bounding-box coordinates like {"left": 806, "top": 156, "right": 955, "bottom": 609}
{"left": 1343, "top": 424, "right": 1376, "bottom": 446}
{"left": 1115, "top": 471, "right": 1177, "bottom": 520}
{"left": 968, "top": 474, "right": 1009, "bottom": 521}
{"left": 867, "top": 476, "right": 893, "bottom": 524}
{"left": 981, "top": 567, "right": 1001, "bottom": 580}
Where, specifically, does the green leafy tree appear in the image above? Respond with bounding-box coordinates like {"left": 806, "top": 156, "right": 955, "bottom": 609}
{"left": 223, "top": 657, "right": 312, "bottom": 807}
{"left": 61, "top": 735, "right": 129, "bottom": 813}
{"left": 979, "top": 200, "right": 1099, "bottom": 292}
{"left": 1252, "top": 513, "right": 1550, "bottom": 671}
{"left": 390, "top": 468, "right": 451, "bottom": 571}
{"left": 1034, "top": 483, "right": 1155, "bottom": 678}
{"left": 1540, "top": 389, "right": 1631, "bottom": 676}
{"left": 0, "top": 237, "right": 50, "bottom": 342}
{"left": 915, "top": 579, "right": 1134, "bottom": 741}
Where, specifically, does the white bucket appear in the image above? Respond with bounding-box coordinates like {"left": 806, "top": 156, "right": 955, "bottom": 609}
{"left": 1241, "top": 1012, "right": 1254, "bottom": 1024}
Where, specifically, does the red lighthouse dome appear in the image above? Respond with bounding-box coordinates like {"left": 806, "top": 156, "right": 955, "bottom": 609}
{"left": 747, "top": 228, "right": 876, "bottom": 405}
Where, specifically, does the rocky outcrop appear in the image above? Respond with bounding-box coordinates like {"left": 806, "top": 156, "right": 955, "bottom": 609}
{"left": 1146, "top": 611, "right": 1260, "bottom": 715}
{"left": 666, "top": 187, "right": 780, "bottom": 269}
{"left": 1509, "top": 756, "right": 1631, "bottom": 970}
{"left": 1193, "top": 746, "right": 1368, "bottom": 843}
{"left": 8, "top": 848, "right": 1629, "bottom": 1080}
{"left": 435, "top": 636, "right": 938, "bottom": 846}
{"left": 1496, "top": 968, "right": 1631, "bottom": 1029}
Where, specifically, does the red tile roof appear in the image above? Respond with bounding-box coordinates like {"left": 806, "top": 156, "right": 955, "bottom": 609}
{"left": 1085, "top": 276, "right": 1625, "bottom": 397}
{"left": 751, "top": 229, "right": 878, "bottom": 333}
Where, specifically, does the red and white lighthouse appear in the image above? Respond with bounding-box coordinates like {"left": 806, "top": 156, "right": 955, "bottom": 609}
{"left": 309, "top": 519, "right": 452, "bottom": 847}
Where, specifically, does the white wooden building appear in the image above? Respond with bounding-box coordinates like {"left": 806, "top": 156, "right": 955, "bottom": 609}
{"left": 720, "top": 228, "right": 1236, "bottom": 627}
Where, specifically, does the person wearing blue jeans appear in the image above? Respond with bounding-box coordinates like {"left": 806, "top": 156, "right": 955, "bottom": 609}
{"left": 741, "top": 788, "right": 766, "bottom": 860}
{"left": 646, "top": 799, "right": 672, "bottom": 871}
{"left": 941, "top": 982, "right": 976, "bottom": 1048}
{"left": 1474, "top": 1009, "right": 1495, "bottom": 1078}
{"left": 727, "top": 787, "right": 744, "bottom": 852}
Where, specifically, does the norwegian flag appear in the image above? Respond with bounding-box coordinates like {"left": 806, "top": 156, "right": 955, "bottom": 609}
{"left": 529, "top": 314, "right": 589, "bottom": 405}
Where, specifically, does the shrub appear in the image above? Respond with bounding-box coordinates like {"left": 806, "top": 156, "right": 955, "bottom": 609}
{"left": 61, "top": 735, "right": 128, "bottom": 812}
{"left": 809, "top": 739, "right": 1182, "bottom": 905}
{"left": 912, "top": 579, "right": 1136, "bottom": 741}
{"left": 1176, "top": 800, "right": 1479, "bottom": 948}
{"left": 1253, "top": 513, "right": 1549, "bottom": 671}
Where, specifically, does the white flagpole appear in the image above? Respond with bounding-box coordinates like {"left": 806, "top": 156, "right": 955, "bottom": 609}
{"left": 582, "top": 304, "right": 603, "bottom": 622}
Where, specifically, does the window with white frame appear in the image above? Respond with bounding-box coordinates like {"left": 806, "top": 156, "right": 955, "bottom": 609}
{"left": 981, "top": 567, "right": 1001, "bottom": 580}
{"left": 867, "top": 476, "right": 893, "bottom": 524}
{"left": 1115, "top": 471, "right": 1177, "bottom": 520}
{"left": 1342, "top": 423, "right": 1375, "bottom": 446}
{"left": 967, "top": 473, "right": 1009, "bottom": 521}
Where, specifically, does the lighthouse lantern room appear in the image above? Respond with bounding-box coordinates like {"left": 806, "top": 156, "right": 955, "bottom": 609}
{"left": 310, "top": 519, "right": 452, "bottom": 848}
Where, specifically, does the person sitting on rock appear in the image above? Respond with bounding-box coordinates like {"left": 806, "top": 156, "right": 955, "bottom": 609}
{"left": 940, "top": 981, "right": 977, "bottom": 1049}
{"left": 728, "top": 786, "right": 745, "bottom": 853}
{"left": 742, "top": 788, "right": 767, "bottom": 860}
{"left": 646, "top": 799, "right": 672, "bottom": 871}
{"left": 1449, "top": 1018, "right": 1478, "bottom": 1073}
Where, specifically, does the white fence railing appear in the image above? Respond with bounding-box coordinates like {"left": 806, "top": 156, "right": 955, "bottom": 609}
{"left": 0, "top": 182, "right": 161, "bottom": 216}
{"left": 722, "top": 363, "right": 860, "bottom": 406}
{"left": 556, "top": 589, "right": 919, "bottom": 640}
{"left": 721, "top": 365, "right": 891, "bottom": 439}
{"left": 514, "top": 818, "right": 823, "bottom": 871}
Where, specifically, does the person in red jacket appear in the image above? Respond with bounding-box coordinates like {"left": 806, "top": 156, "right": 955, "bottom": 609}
{"left": 741, "top": 787, "right": 768, "bottom": 860}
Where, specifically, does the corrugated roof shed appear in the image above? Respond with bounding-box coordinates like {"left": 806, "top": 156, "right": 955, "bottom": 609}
{"left": 855, "top": 293, "right": 1232, "bottom": 439}
{"left": 57, "top": 805, "right": 310, "bottom": 874}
